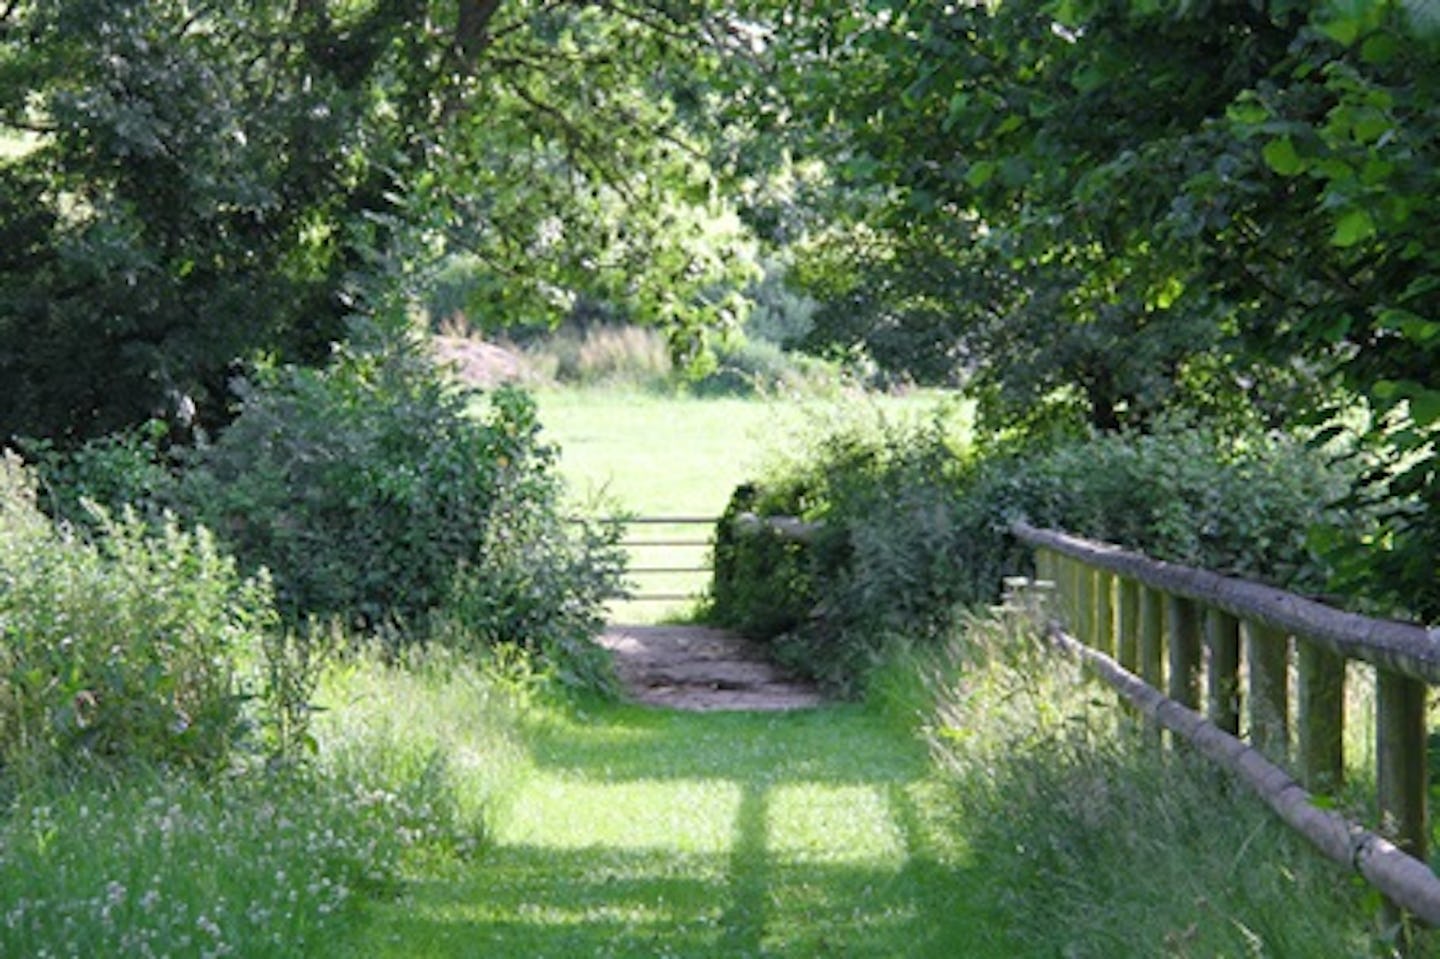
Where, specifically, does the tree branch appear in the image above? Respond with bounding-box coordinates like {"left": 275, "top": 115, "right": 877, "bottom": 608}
{"left": 503, "top": 79, "right": 638, "bottom": 202}
{"left": 457, "top": 0, "right": 506, "bottom": 68}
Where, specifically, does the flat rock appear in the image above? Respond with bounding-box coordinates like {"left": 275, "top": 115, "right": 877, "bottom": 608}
{"left": 598, "top": 624, "right": 824, "bottom": 712}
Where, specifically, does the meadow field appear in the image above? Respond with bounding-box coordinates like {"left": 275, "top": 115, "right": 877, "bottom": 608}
{"left": 535, "top": 387, "right": 970, "bottom": 622}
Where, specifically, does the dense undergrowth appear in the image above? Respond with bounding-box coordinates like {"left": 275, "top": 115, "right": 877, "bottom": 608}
{"left": 712, "top": 411, "right": 1371, "bottom": 692}
{"left": 0, "top": 648, "right": 528, "bottom": 958}
{"left": 0, "top": 322, "right": 625, "bottom": 953}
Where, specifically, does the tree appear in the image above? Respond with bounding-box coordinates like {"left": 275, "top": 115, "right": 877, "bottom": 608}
{"left": 734, "top": 0, "right": 1440, "bottom": 616}
{"left": 0, "top": 0, "right": 751, "bottom": 442}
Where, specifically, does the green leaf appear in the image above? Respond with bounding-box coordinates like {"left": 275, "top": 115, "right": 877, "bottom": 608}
{"left": 1226, "top": 95, "right": 1269, "bottom": 126}
{"left": 1261, "top": 137, "right": 1305, "bottom": 176}
{"left": 1361, "top": 32, "right": 1400, "bottom": 64}
{"left": 1351, "top": 107, "right": 1391, "bottom": 144}
{"left": 965, "top": 160, "right": 997, "bottom": 188}
{"left": 1372, "top": 379, "right": 1404, "bottom": 401}
{"left": 1376, "top": 308, "right": 1440, "bottom": 344}
{"left": 1411, "top": 390, "right": 1440, "bottom": 427}
{"left": 1071, "top": 63, "right": 1108, "bottom": 94}
{"left": 1331, "top": 208, "right": 1375, "bottom": 247}
{"left": 1317, "top": 1, "right": 1365, "bottom": 46}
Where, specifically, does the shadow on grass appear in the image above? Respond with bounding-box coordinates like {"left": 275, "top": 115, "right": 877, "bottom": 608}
{"left": 351, "top": 705, "right": 1011, "bottom": 958}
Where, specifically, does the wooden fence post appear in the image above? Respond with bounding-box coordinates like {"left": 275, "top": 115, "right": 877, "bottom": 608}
{"left": 1138, "top": 586, "right": 1165, "bottom": 690}
{"left": 1117, "top": 578, "right": 1140, "bottom": 673}
{"left": 1377, "top": 671, "right": 1428, "bottom": 860}
{"left": 1297, "top": 640, "right": 1345, "bottom": 793}
{"left": 1378, "top": 670, "right": 1429, "bottom": 939}
{"left": 1034, "top": 548, "right": 1054, "bottom": 587}
{"left": 1072, "top": 558, "right": 1092, "bottom": 647}
{"left": 1247, "top": 623, "right": 1291, "bottom": 762}
{"left": 1095, "top": 570, "right": 1115, "bottom": 658}
{"left": 1206, "top": 609, "right": 1241, "bottom": 736}
{"left": 1166, "top": 595, "right": 1202, "bottom": 711}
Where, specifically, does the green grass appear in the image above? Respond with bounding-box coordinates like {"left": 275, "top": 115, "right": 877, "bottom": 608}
{"left": 534, "top": 387, "right": 969, "bottom": 621}
{"left": 349, "top": 703, "right": 1009, "bottom": 958}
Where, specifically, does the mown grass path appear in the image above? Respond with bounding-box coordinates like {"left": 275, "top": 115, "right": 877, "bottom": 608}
{"left": 358, "top": 704, "right": 1009, "bottom": 958}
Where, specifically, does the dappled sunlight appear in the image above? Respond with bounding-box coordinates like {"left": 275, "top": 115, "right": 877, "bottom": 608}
{"left": 351, "top": 705, "right": 1001, "bottom": 957}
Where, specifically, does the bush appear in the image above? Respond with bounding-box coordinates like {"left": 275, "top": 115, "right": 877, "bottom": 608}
{"left": 692, "top": 336, "right": 843, "bottom": 397}
{"left": 713, "top": 415, "right": 1366, "bottom": 693}
{"left": 178, "top": 324, "right": 626, "bottom": 675}
{"left": 19, "top": 420, "right": 178, "bottom": 532}
{"left": 0, "top": 453, "right": 271, "bottom": 778}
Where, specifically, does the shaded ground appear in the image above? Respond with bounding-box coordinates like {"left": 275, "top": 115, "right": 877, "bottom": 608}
{"left": 598, "top": 625, "right": 824, "bottom": 712}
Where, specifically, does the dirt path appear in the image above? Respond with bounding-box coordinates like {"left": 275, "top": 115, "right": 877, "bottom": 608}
{"left": 597, "top": 624, "right": 823, "bottom": 711}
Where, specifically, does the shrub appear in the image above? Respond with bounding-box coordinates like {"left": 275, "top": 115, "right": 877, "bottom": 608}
{"left": 0, "top": 453, "right": 271, "bottom": 778}
{"left": 692, "top": 336, "right": 843, "bottom": 398}
{"left": 713, "top": 415, "right": 1366, "bottom": 693}
{"left": 523, "top": 323, "right": 673, "bottom": 389}
{"left": 19, "top": 420, "right": 178, "bottom": 532}
{"left": 710, "top": 482, "right": 815, "bottom": 638}
{"left": 178, "top": 323, "right": 626, "bottom": 675}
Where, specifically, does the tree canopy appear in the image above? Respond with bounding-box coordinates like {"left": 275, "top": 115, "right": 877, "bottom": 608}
{"left": 716, "top": 0, "right": 1440, "bottom": 615}
{"left": 0, "top": 0, "right": 748, "bottom": 440}
{"left": 3, "top": 0, "right": 1438, "bottom": 616}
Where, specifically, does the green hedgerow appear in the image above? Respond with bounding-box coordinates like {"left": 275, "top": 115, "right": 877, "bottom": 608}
{"left": 713, "top": 414, "right": 1369, "bottom": 693}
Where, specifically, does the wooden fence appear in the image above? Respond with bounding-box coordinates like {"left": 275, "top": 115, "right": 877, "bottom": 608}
{"left": 1011, "top": 521, "right": 1440, "bottom": 929}
{"left": 613, "top": 516, "right": 716, "bottom": 603}
{"left": 734, "top": 511, "right": 1440, "bottom": 930}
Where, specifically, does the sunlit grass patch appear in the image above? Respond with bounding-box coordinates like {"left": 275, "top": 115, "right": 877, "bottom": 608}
{"left": 767, "top": 783, "right": 906, "bottom": 865}
{"left": 350, "top": 701, "right": 1006, "bottom": 958}
{"left": 500, "top": 776, "right": 741, "bottom": 853}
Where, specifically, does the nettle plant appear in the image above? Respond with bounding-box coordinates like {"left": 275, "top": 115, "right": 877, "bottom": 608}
{"left": 0, "top": 453, "right": 272, "bottom": 777}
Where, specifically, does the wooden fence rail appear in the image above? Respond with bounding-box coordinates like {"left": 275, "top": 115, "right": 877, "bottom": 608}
{"left": 732, "top": 510, "right": 1440, "bottom": 932}
{"left": 1011, "top": 521, "right": 1440, "bottom": 931}
{"left": 607, "top": 516, "right": 716, "bottom": 603}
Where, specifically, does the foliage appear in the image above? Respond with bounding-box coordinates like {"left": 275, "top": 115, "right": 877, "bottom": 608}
{"left": 0, "top": 0, "right": 757, "bottom": 443}
{"left": 692, "top": 336, "right": 841, "bottom": 398}
{"left": 0, "top": 453, "right": 271, "bottom": 777}
{"left": 713, "top": 416, "right": 1364, "bottom": 692}
{"left": 729, "top": 0, "right": 1440, "bottom": 619}
{"left": 177, "top": 324, "right": 626, "bottom": 675}
{"left": 524, "top": 323, "right": 674, "bottom": 390}
{"left": 918, "top": 605, "right": 1398, "bottom": 957}
{"left": 710, "top": 483, "right": 814, "bottom": 638}
{"left": 0, "top": 644, "right": 525, "bottom": 958}
{"left": 18, "top": 419, "right": 177, "bottom": 532}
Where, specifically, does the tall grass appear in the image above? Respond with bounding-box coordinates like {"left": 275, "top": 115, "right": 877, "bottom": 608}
{"left": 0, "top": 648, "right": 529, "bottom": 958}
{"left": 874, "top": 607, "right": 1417, "bottom": 957}
{"left": 523, "top": 325, "right": 673, "bottom": 389}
